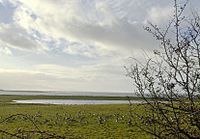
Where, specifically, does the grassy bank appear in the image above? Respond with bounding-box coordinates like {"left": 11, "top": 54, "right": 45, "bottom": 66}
{"left": 0, "top": 95, "right": 148, "bottom": 139}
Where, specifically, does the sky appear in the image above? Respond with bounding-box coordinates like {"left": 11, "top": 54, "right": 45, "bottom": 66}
{"left": 0, "top": 0, "right": 199, "bottom": 92}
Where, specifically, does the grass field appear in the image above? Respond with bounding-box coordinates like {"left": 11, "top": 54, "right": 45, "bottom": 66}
{"left": 0, "top": 95, "right": 149, "bottom": 139}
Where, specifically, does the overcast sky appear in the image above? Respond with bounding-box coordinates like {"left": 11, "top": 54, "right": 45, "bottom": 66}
{"left": 0, "top": 0, "right": 199, "bottom": 92}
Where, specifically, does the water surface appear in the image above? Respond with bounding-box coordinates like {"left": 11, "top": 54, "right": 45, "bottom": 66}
{"left": 13, "top": 99, "right": 143, "bottom": 105}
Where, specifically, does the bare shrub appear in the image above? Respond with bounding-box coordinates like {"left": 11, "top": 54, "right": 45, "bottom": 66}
{"left": 126, "top": 0, "right": 200, "bottom": 138}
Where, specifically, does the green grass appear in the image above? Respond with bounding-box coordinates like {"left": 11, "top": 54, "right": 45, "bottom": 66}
{"left": 0, "top": 95, "right": 149, "bottom": 139}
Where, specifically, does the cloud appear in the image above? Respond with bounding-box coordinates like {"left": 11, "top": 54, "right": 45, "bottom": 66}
{"left": 0, "top": 23, "right": 47, "bottom": 51}
{"left": 63, "top": 42, "right": 117, "bottom": 58}
{"left": 33, "top": 63, "right": 124, "bottom": 81}
{"left": 6, "top": 0, "right": 192, "bottom": 55}
{"left": 0, "top": 47, "right": 12, "bottom": 55}
{"left": 0, "top": 62, "right": 132, "bottom": 91}
{"left": 1, "top": 0, "right": 199, "bottom": 91}
{"left": 3, "top": 0, "right": 200, "bottom": 54}
{"left": 11, "top": 0, "right": 158, "bottom": 53}
{"left": 147, "top": 6, "right": 173, "bottom": 24}
{"left": 64, "top": 43, "right": 100, "bottom": 58}
{"left": 0, "top": 70, "right": 132, "bottom": 91}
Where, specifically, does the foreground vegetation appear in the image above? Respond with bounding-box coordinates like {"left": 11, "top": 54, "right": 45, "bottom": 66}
{"left": 0, "top": 95, "right": 148, "bottom": 139}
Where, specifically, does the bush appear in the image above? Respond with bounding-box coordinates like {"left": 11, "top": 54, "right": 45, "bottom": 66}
{"left": 126, "top": 0, "right": 200, "bottom": 138}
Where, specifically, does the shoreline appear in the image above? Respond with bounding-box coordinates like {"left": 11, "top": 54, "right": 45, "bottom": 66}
{"left": 0, "top": 95, "right": 142, "bottom": 104}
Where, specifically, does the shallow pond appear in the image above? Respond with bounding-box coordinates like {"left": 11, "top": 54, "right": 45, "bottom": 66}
{"left": 13, "top": 99, "right": 143, "bottom": 105}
